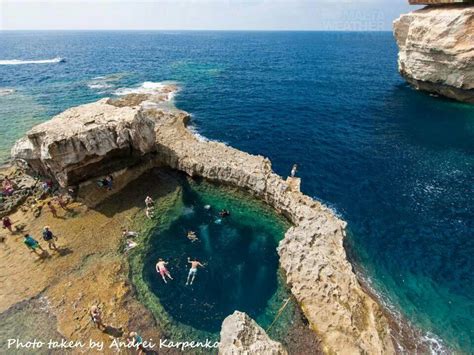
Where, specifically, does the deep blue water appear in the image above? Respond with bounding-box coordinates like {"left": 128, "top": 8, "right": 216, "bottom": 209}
{"left": 0, "top": 31, "right": 473, "bottom": 352}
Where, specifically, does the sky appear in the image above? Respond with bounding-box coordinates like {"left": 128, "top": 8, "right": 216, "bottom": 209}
{"left": 0, "top": 0, "right": 417, "bottom": 31}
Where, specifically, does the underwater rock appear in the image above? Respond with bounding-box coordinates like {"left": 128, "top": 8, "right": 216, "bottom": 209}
{"left": 219, "top": 311, "right": 287, "bottom": 355}
{"left": 11, "top": 99, "right": 157, "bottom": 187}
{"left": 393, "top": 4, "right": 474, "bottom": 103}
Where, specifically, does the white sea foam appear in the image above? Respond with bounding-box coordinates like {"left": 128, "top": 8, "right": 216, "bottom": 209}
{"left": 86, "top": 73, "right": 127, "bottom": 91}
{"left": 87, "top": 83, "right": 114, "bottom": 90}
{"left": 188, "top": 125, "right": 211, "bottom": 142}
{"left": 113, "top": 81, "right": 177, "bottom": 102}
{"left": 0, "top": 57, "right": 64, "bottom": 65}
{"left": 352, "top": 269, "right": 449, "bottom": 354}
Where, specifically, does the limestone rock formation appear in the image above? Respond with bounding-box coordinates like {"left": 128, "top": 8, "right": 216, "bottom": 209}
{"left": 153, "top": 102, "right": 395, "bottom": 354}
{"left": 393, "top": 4, "right": 474, "bottom": 103}
{"left": 11, "top": 91, "right": 397, "bottom": 354}
{"left": 219, "top": 311, "right": 287, "bottom": 355}
{"left": 11, "top": 99, "right": 156, "bottom": 187}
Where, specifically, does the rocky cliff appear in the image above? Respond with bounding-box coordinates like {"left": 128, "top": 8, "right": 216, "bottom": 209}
{"left": 11, "top": 90, "right": 396, "bottom": 354}
{"left": 11, "top": 99, "right": 157, "bottom": 187}
{"left": 219, "top": 311, "right": 287, "bottom": 355}
{"left": 393, "top": 4, "right": 474, "bottom": 103}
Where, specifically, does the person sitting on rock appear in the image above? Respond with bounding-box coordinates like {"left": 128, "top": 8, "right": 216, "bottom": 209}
{"left": 122, "top": 228, "right": 138, "bottom": 238}
{"left": 105, "top": 175, "right": 114, "bottom": 191}
{"left": 2, "top": 177, "right": 14, "bottom": 196}
{"left": 124, "top": 239, "right": 138, "bottom": 252}
{"left": 145, "top": 206, "right": 154, "bottom": 219}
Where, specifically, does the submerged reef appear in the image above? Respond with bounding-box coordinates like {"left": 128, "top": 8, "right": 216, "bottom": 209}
{"left": 12, "top": 86, "right": 397, "bottom": 353}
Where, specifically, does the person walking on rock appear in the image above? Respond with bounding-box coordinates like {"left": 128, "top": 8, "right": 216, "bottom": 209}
{"left": 42, "top": 226, "right": 58, "bottom": 251}
{"left": 47, "top": 201, "right": 58, "bottom": 218}
{"left": 23, "top": 234, "right": 45, "bottom": 255}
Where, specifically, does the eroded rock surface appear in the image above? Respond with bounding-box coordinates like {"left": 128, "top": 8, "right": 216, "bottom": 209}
{"left": 11, "top": 99, "right": 156, "bottom": 187}
{"left": 219, "top": 311, "right": 287, "bottom": 355}
{"left": 393, "top": 4, "right": 474, "bottom": 103}
{"left": 11, "top": 91, "right": 396, "bottom": 354}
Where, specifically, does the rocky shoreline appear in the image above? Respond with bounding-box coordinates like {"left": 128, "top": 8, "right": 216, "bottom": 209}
{"left": 6, "top": 86, "right": 428, "bottom": 353}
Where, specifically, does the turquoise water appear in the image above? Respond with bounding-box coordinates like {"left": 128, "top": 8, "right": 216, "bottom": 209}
{"left": 129, "top": 172, "right": 294, "bottom": 342}
{"left": 0, "top": 31, "right": 473, "bottom": 352}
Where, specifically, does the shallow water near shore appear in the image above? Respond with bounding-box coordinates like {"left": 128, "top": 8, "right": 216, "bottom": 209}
{"left": 0, "top": 31, "right": 473, "bottom": 352}
{"left": 129, "top": 171, "right": 296, "bottom": 344}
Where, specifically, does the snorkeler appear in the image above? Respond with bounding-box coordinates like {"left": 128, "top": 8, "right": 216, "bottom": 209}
{"left": 186, "top": 231, "right": 199, "bottom": 243}
{"left": 186, "top": 257, "right": 205, "bottom": 285}
{"left": 219, "top": 209, "right": 230, "bottom": 218}
{"left": 156, "top": 258, "right": 173, "bottom": 283}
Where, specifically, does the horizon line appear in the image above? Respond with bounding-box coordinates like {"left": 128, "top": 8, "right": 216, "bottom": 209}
{"left": 0, "top": 29, "right": 394, "bottom": 32}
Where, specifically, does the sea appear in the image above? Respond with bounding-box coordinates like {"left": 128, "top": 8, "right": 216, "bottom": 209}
{"left": 0, "top": 31, "right": 472, "bottom": 353}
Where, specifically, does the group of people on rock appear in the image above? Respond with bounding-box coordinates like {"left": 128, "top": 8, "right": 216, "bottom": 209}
{"left": 22, "top": 226, "right": 60, "bottom": 255}
{"left": 156, "top": 257, "right": 205, "bottom": 285}
{"left": 97, "top": 175, "right": 114, "bottom": 191}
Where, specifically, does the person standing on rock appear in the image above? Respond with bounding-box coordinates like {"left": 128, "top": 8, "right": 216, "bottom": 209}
{"left": 42, "top": 226, "right": 58, "bottom": 251}
{"left": 90, "top": 305, "right": 106, "bottom": 331}
{"left": 47, "top": 201, "right": 58, "bottom": 218}
{"left": 290, "top": 164, "right": 298, "bottom": 178}
{"left": 2, "top": 216, "right": 13, "bottom": 233}
{"left": 186, "top": 257, "right": 205, "bottom": 285}
{"left": 156, "top": 258, "right": 173, "bottom": 283}
{"left": 23, "top": 234, "right": 45, "bottom": 255}
{"left": 145, "top": 196, "right": 154, "bottom": 208}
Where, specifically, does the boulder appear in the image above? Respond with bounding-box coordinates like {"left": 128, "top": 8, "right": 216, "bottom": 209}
{"left": 393, "top": 4, "right": 474, "bottom": 103}
{"left": 219, "top": 311, "right": 287, "bottom": 355}
{"left": 11, "top": 99, "right": 157, "bottom": 187}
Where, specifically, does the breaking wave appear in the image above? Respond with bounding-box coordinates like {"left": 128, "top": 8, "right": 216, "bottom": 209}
{"left": 113, "top": 81, "right": 177, "bottom": 101}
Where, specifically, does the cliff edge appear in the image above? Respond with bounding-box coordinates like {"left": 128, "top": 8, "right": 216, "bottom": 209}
{"left": 393, "top": 4, "right": 474, "bottom": 103}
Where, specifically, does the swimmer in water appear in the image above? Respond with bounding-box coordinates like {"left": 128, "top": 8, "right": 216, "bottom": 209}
{"left": 156, "top": 258, "right": 173, "bottom": 283}
{"left": 219, "top": 209, "right": 230, "bottom": 217}
{"left": 186, "top": 257, "right": 205, "bottom": 285}
{"left": 186, "top": 231, "right": 198, "bottom": 242}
